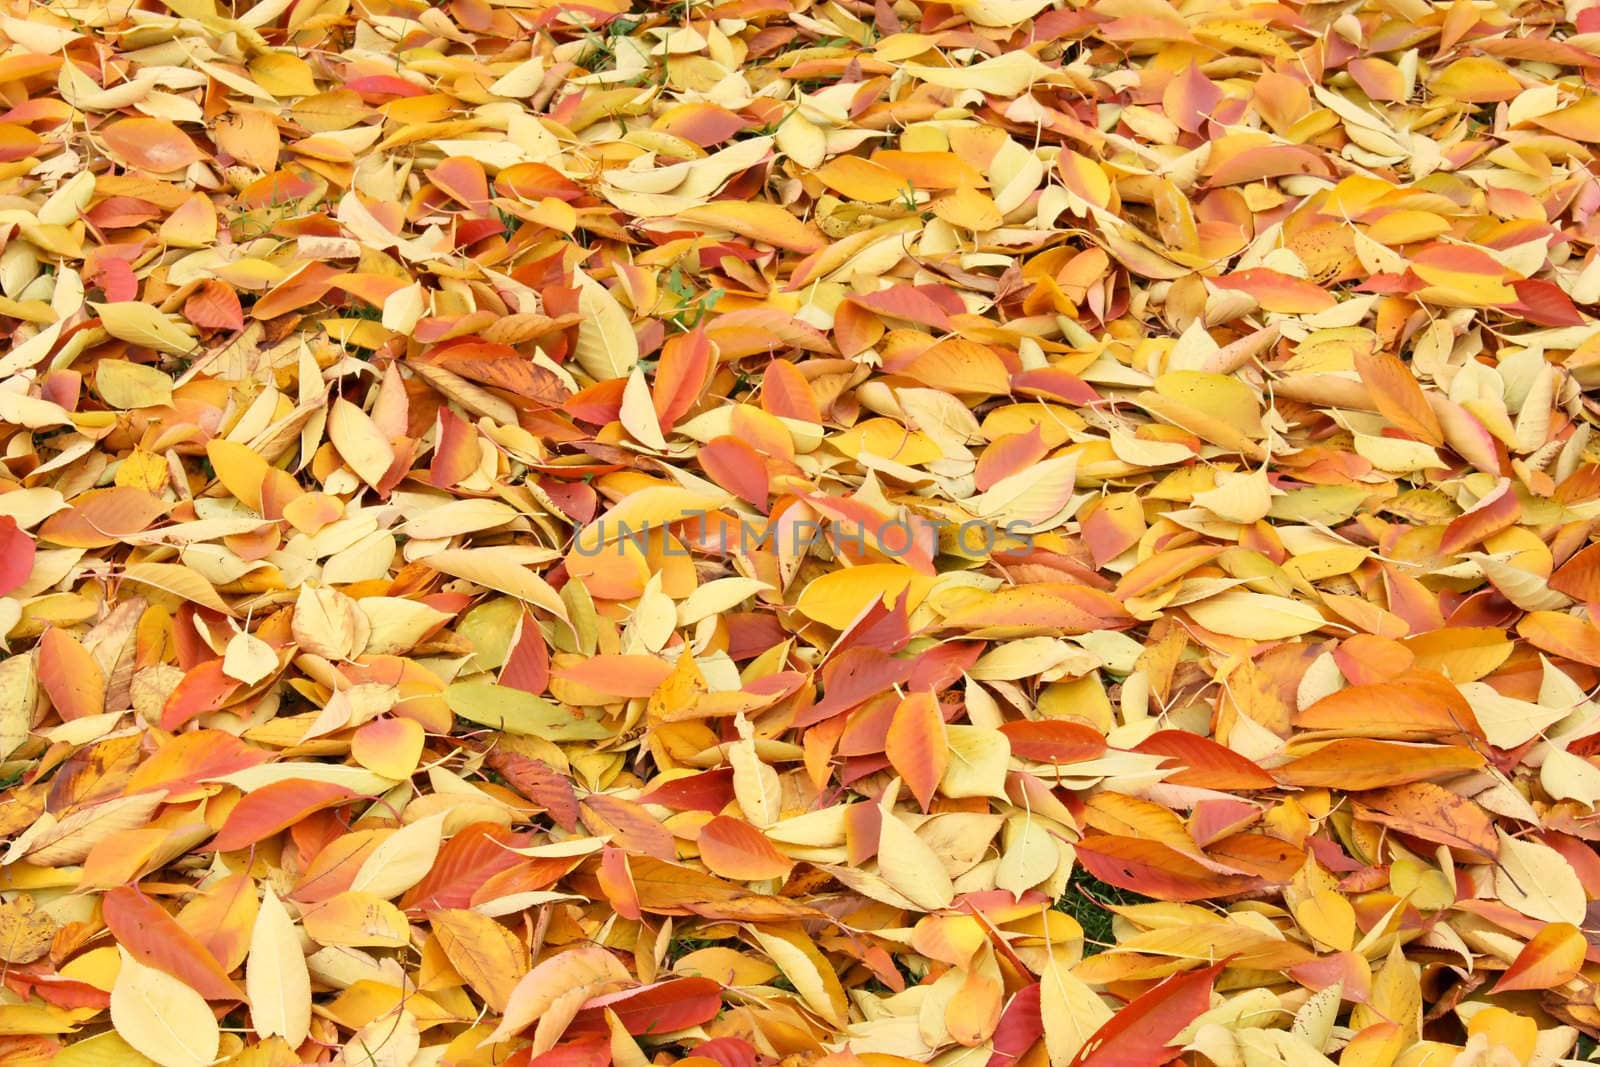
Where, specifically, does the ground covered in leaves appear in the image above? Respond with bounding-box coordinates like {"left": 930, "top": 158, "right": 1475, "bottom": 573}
{"left": 5, "top": 0, "right": 1600, "bottom": 1064}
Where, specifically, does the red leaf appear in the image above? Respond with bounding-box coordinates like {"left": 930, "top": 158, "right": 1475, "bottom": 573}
{"left": 1493, "top": 922, "right": 1586, "bottom": 992}
{"left": 404, "top": 822, "right": 529, "bottom": 911}
{"left": 486, "top": 750, "right": 579, "bottom": 831}
{"left": 986, "top": 983, "right": 1043, "bottom": 1067}
{"left": 1551, "top": 541, "right": 1600, "bottom": 602}
{"left": 1210, "top": 267, "right": 1336, "bottom": 313}
{"left": 429, "top": 406, "right": 477, "bottom": 488}
{"left": 125, "top": 730, "right": 270, "bottom": 797}
{"left": 1439, "top": 478, "right": 1520, "bottom": 555}
{"left": 1009, "top": 366, "right": 1099, "bottom": 405}
{"left": 998, "top": 720, "right": 1107, "bottom": 763}
{"left": 692, "top": 1038, "right": 758, "bottom": 1067}
{"left": 580, "top": 795, "right": 676, "bottom": 860}
{"left": 595, "top": 844, "right": 641, "bottom": 920}
{"left": 637, "top": 768, "right": 736, "bottom": 813}
{"left": 95, "top": 258, "right": 138, "bottom": 302}
{"left": 699, "top": 437, "right": 771, "bottom": 510}
{"left": 518, "top": 1035, "right": 611, "bottom": 1067}
{"left": 975, "top": 427, "right": 1049, "bottom": 492}
{"left": 1504, "top": 278, "right": 1586, "bottom": 326}
{"left": 578, "top": 977, "right": 724, "bottom": 1034}
{"left": 1354, "top": 349, "right": 1444, "bottom": 446}
{"left": 1070, "top": 962, "right": 1224, "bottom": 1067}
{"left": 498, "top": 610, "right": 551, "bottom": 696}
{"left": 345, "top": 74, "right": 429, "bottom": 98}
{"left": 430, "top": 156, "right": 491, "bottom": 215}
{"left": 848, "top": 285, "right": 953, "bottom": 329}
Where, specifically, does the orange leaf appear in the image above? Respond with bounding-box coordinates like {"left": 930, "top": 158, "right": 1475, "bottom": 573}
{"left": 429, "top": 156, "right": 491, "bottom": 215}
{"left": 697, "top": 815, "right": 795, "bottom": 881}
{"left": 101, "top": 118, "right": 204, "bottom": 172}
{"left": 1073, "top": 835, "right": 1268, "bottom": 902}
{"left": 102, "top": 888, "right": 244, "bottom": 1001}
{"left": 1293, "top": 671, "right": 1481, "bottom": 740}
{"left": 38, "top": 627, "right": 105, "bottom": 721}
{"left": 674, "top": 202, "right": 825, "bottom": 253}
{"left": 212, "top": 780, "right": 360, "bottom": 852}
{"left": 1353, "top": 350, "right": 1445, "bottom": 446}
{"left": 1493, "top": 922, "right": 1586, "bottom": 992}
{"left": 1274, "top": 739, "right": 1485, "bottom": 789}
{"left": 884, "top": 691, "right": 948, "bottom": 812}
{"left": 1520, "top": 610, "right": 1600, "bottom": 667}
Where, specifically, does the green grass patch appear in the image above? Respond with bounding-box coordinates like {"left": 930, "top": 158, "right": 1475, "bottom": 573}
{"left": 1056, "top": 867, "right": 1150, "bottom": 955}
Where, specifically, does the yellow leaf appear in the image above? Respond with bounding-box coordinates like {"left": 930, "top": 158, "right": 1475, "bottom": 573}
{"left": 157, "top": 194, "right": 217, "bottom": 249}
{"left": 95, "top": 361, "right": 174, "bottom": 410}
{"left": 749, "top": 925, "right": 848, "bottom": 1027}
{"left": 398, "top": 499, "right": 520, "bottom": 541}
{"left": 940, "top": 725, "right": 1010, "bottom": 799}
{"left": 93, "top": 302, "right": 197, "bottom": 356}
{"left": 222, "top": 630, "right": 278, "bottom": 685}
{"left": 994, "top": 815, "right": 1061, "bottom": 895}
{"left": 1194, "top": 19, "right": 1296, "bottom": 57}
{"left": 109, "top": 949, "right": 219, "bottom": 1067}
{"left": 114, "top": 450, "right": 170, "bottom": 492}
{"left": 291, "top": 584, "right": 369, "bottom": 661}
{"left": 1294, "top": 890, "right": 1356, "bottom": 951}
{"left": 328, "top": 398, "right": 394, "bottom": 486}
{"left": 51, "top": 1032, "right": 160, "bottom": 1066}
{"left": 344, "top": 1010, "right": 420, "bottom": 1067}
{"left": 351, "top": 812, "right": 447, "bottom": 901}
{"left": 430, "top": 909, "right": 531, "bottom": 1014}
{"left": 931, "top": 184, "right": 1004, "bottom": 230}
{"left": 248, "top": 52, "right": 318, "bottom": 97}
{"left": 1350, "top": 943, "right": 1421, "bottom": 1045}
{"left": 447, "top": 679, "right": 610, "bottom": 740}
{"left": 487, "top": 945, "right": 631, "bottom": 1046}
{"left": 1540, "top": 748, "right": 1600, "bottom": 808}
{"left": 619, "top": 365, "right": 667, "bottom": 450}
{"left": 301, "top": 892, "right": 412, "bottom": 948}
{"left": 1494, "top": 830, "right": 1585, "bottom": 924}
{"left": 876, "top": 810, "right": 954, "bottom": 910}
{"left": 1186, "top": 590, "right": 1326, "bottom": 640}
{"left": 795, "top": 564, "right": 935, "bottom": 628}
{"left": 572, "top": 270, "right": 640, "bottom": 382}
{"left": 422, "top": 547, "right": 570, "bottom": 626}
{"left": 246, "top": 885, "right": 311, "bottom": 1047}
{"left": 729, "top": 731, "right": 780, "bottom": 827}
{"left": 121, "top": 561, "right": 236, "bottom": 617}
{"left": 1040, "top": 950, "right": 1112, "bottom": 1064}
{"left": 955, "top": 0, "right": 1057, "bottom": 27}
{"left": 902, "top": 52, "right": 1050, "bottom": 96}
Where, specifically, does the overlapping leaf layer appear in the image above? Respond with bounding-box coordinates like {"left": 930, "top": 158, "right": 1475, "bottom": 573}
{"left": 1, "top": 0, "right": 1600, "bottom": 1065}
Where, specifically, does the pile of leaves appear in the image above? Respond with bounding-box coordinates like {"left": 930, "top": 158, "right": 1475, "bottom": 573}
{"left": 6, "top": 0, "right": 1600, "bottom": 1063}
